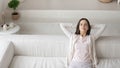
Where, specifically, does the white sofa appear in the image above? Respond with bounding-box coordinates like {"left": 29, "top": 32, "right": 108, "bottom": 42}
{"left": 0, "top": 35, "right": 120, "bottom": 68}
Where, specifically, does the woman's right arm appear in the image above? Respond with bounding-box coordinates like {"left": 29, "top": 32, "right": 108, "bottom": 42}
{"left": 59, "top": 23, "right": 74, "bottom": 38}
{"left": 67, "top": 36, "right": 75, "bottom": 66}
{"left": 59, "top": 23, "right": 75, "bottom": 65}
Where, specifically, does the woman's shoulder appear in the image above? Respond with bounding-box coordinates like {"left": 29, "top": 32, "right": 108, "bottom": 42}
{"left": 89, "top": 35, "right": 96, "bottom": 40}
{"left": 69, "top": 34, "right": 79, "bottom": 40}
{"left": 71, "top": 34, "right": 79, "bottom": 38}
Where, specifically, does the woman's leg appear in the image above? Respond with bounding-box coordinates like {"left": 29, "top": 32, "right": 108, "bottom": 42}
{"left": 82, "top": 62, "right": 92, "bottom": 68}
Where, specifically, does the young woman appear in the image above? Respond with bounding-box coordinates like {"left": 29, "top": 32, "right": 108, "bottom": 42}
{"left": 59, "top": 18, "right": 106, "bottom": 68}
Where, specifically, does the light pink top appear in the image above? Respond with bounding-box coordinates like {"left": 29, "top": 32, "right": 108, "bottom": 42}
{"left": 72, "top": 35, "right": 91, "bottom": 63}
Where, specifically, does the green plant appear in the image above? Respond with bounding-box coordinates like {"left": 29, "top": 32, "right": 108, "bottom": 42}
{"left": 8, "top": 0, "right": 20, "bottom": 11}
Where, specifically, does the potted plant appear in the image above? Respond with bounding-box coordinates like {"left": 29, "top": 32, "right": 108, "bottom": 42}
{"left": 8, "top": 0, "right": 20, "bottom": 20}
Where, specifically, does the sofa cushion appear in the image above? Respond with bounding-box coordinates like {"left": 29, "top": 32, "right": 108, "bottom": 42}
{"left": 0, "top": 40, "right": 14, "bottom": 68}
{"left": 9, "top": 56, "right": 67, "bottom": 68}
{"left": 96, "top": 36, "right": 120, "bottom": 58}
{"left": 3, "top": 35, "right": 69, "bottom": 57}
{"left": 9, "top": 56, "right": 120, "bottom": 68}
{"left": 97, "top": 58, "right": 120, "bottom": 68}
{"left": 1, "top": 35, "right": 120, "bottom": 58}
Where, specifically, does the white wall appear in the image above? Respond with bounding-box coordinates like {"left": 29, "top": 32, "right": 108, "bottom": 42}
{"left": 0, "top": 0, "right": 3, "bottom": 13}
{"left": 18, "top": 22, "right": 120, "bottom": 36}
{"left": 0, "top": 0, "right": 8, "bottom": 13}
{"left": 17, "top": 10, "right": 120, "bottom": 23}
{"left": 0, "top": 0, "right": 10, "bottom": 24}
{"left": 13, "top": 10, "right": 120, "bottom": 36}
{"left": 1, "top": 0, "right": 120, "bottom": 36}
{"left": 0, "top": 0, "right": 4, "bottom": 23}
{"left": 3, "top": 0, "right": 120, "bottom": 10}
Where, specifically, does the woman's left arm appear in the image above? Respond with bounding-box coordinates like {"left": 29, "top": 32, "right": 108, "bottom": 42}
{"left": 91, "top": 24, "right": 106, "bottom": 40}
{"left": 91, "top": 24, "right": 106, "bottom": 68}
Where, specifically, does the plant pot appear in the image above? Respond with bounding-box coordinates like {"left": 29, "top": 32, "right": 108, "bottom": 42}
{"left": 12, "top": 12, "right": 20, "bottom": 20}
{"left": 99, "top": 0, "right": 113, "bottom": 3}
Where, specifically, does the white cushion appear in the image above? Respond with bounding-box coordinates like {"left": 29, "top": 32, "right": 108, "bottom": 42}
{"left": 2, "top": 35, "right": 69, "bottom": 57}
{"left": 1, "top": 35, "right": 120, "bottom": 58}
{"left": 96, "top": 36, "right": 120, "bottom": 58}
{"left": 0, "top": 40, "right": 14, "bottom": 68}
{"left": 97, "top": 59, "right": 120, "bottom": 68}
{"left": 9, "top": 56, "right": 120, "bottom": 68}
{"left": 9, "top": 56, "right": 67, "bottom": 68}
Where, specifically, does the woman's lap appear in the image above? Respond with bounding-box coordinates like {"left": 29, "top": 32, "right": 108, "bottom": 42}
{"left": 68, "top": 61, "right": 92, "bottom": 68}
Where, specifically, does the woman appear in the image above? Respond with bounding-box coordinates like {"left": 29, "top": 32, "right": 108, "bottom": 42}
{"left": 59, "top": 18, "right": 106, "bottom": 68}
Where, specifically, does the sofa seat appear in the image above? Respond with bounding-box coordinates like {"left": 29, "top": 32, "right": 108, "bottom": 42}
{"left": 9, "top": 56, "right": 120, "bottom": 68}
{"left": 9, "top": 56, "right": 67, "bottom": 68}
{"left": 98, "top": 58, "right": 120, "bottom": 68}
{"left": 1, "top": 35, "right": 120, "bottom": 68}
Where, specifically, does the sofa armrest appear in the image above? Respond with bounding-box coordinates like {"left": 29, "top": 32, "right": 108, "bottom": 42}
{"left": 0, "top": 40, "right": 14, "bottom": 68}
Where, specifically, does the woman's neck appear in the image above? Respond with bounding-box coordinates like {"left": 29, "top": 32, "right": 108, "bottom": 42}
{"left": 80, "top": 32, "right": 86, "bottom": 37}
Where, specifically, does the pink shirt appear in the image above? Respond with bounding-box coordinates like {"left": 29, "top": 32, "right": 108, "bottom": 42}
{"left": 72, "top": 35, "right": 91, "bottom": 63}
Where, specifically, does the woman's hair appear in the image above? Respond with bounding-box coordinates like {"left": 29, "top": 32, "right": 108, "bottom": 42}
{"left": 75, "top": 18, "right": 91, "bottom": 35}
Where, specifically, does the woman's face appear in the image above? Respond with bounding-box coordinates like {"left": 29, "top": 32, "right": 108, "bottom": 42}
{"left": 79, "top": 20, "right": 89, "bottom": 33}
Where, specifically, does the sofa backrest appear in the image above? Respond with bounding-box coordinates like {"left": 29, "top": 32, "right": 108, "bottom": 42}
{"left": 96, "top": 36, "right": 120, "bottom": 58}
{"left": 1, "top": 35, "right": 69, "bottom": 57}
{"left": 0, "top": 35, "right": 120, "bottom": 58}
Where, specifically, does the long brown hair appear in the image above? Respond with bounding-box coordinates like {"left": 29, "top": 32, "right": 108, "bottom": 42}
{"left": 75, "top": 18, "right": 91, "bottom": 35}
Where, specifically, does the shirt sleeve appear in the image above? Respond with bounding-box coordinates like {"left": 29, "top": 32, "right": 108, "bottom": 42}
{"left": 67, "top": 35, "right": 75, "bottom": 66}
{"left": 90, "top": 36, "right": 98, "bottom": 67}
{"left": 93, "top": 39, "right": 98, "bottom": 67}
{"left": 59, "top": 23, "right": 76, "bottom": 65}
{"left": 91, "top": 24, "right": 106, "bottom": 40}
{"left": 59, "top": 23, "right": 74, "bottom": 38}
